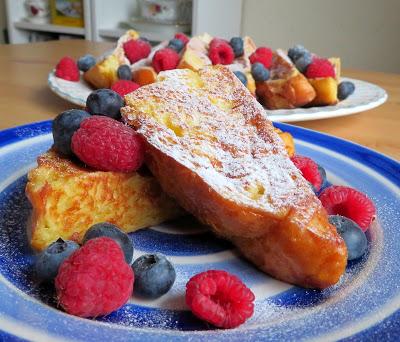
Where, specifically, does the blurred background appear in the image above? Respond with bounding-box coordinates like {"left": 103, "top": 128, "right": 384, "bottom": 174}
{"left": 1, "top": 0, "right": 399, "bottom": 73}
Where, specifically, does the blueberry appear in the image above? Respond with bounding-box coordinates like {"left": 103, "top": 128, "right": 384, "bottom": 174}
{"left": 233, "top": 71, "right": 248, "bottom": 86}
{"left": 117, "top": 64, "right": 132, "bottom": 80}
{"left": 288, "top": 44, "right": 309, "bottom": 62}
{"left": 329, "top": 215, "right": 368, "bottom": 260}
{"left": 251, "top": 62, "right": 270, "bottom": 82}
{"left": 167, "top": 38, "right": 184, "bottom": 53}
{"left": 86, "top": 89, "right": 124, "bottom": 120}
{"left": 317, "top": 164, "right": 328, "bottom": 190}
{"left": 338, "top": 81, "right": 355, "bottom": 100}
{"left": 83, "top": 222, "right": 134, "bottom": 264}
{"left": 295, "top": 52, "right": 312, "bottom": 73}
{"left": 52, "top": 109, "right": 90, "bottom": 156}
{"left": 230, "top": 37, "right": 244, "bottom": 57}
{"left": 35, "top": 238, "right": 79, "bottom": 282}
{"left": 132, "top": 254, "right": 176, "bottom": 298}
{"left": 77, "top": 54, "right": 96, "bottom": 72}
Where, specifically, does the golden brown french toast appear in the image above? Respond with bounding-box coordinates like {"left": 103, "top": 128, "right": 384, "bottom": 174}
{"left": 83, "top": 30, "right": 139, "bottom": 89}
{"left": 122, "top": 65, "right": 347, "bottom": 289}
{"left": 26, "top": 150, "right": 182, "bottom": 251}
{"left": 256, "top": 49, "right": 316, "bottom": 109}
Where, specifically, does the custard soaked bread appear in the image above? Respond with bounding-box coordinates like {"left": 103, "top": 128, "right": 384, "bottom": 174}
{"left": 256, "top": 49, "right": 316, "bottom": 109}
{"left": 26, "top": 150, "right": 182, "bottom": 251}
{"left": 122, "top": 65, "right": 347, "bottom": 289}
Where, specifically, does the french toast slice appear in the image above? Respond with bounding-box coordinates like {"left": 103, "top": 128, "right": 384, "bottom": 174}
{"left": 26, "top": 150, "right": 182, "bottom": 251}
{"left": 122, "top": 65, "right": 347, "bottom": 289}
{"left": 256, "top": 49, "right": 316, "bottom": 109}
{"left": 177, "top": 33, "right": 213, "bottom": 71}
{"left": 83, "top": 30, "right": 139, "bottom": 89}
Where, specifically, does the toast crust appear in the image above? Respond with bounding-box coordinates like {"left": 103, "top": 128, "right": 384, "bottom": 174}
{"left": 122, "top": 65, "right": 347, "bottom": 289}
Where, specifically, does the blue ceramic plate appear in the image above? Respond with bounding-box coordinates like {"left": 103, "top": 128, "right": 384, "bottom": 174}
{"left": 0, "top": 121, "right": 399, "bottom": 341}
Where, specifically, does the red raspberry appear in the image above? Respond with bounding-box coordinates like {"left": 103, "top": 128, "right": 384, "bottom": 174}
{"left": 123, "top": 39, "right": 152, "bottom": 64}
{"left": 186, "top": 270, "right": 255, "bottom": 329}
{"left": 249, "top": 47, "right": 273, "bottom": 69}
{"left": 55, "top": 57, "right": 79, "bottom": 82}
{"left": 291, "top": 155, "right": 322, "bottom": 192}
{"left": 208, "top": 38, "right": 235, "bottom": 65}
{"left": 319, "top": 185, "right": 376, "bottom": 231}
{"left": 111, "top": 80, "right": 140, "bottom": 97}
{"left": 174, "top": 32, "right": 189, "bottom": 46}
{"left": 55, "top": 237, "right": 134, "bottom": 318}
{"left": 305, "top": 57, "right": 335, "bottom": 78}
{"left": 152, "top": 48, "right": 180, "bottom": 73}
{"left": 71, "top": 116, "right": 144, "bottom": 172}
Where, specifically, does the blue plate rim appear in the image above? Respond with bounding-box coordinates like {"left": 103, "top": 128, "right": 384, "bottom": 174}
{"left": 0, "top": 120, "right": 399, "bottom": 341}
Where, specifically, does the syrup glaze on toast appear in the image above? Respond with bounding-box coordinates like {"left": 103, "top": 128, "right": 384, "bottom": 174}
{"left": 122, "top": 65, "right": 347, "bottom": 289}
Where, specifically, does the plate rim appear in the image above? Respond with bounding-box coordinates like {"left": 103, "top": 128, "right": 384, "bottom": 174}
{"left": 0, "top": 121, "right": 399, "bottom": 341}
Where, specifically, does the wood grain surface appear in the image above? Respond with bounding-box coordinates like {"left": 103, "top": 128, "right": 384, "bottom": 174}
{"left": 0, "top": 40, "right": 399, "bottom": 160}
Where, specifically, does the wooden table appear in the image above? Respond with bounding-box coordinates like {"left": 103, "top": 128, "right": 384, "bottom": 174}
{"left": 0, "top": 40, "right": 399, "bottom": 160}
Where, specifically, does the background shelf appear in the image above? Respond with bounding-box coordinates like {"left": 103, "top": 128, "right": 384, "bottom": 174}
{"left": 6, "top": 0, "right": 242, "bottom": 44}
{"left": 14, "top": 21, "right": 85, "bottom": 36}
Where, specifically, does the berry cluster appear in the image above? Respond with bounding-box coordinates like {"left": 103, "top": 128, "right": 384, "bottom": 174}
{"left": 290, "top": 153, "right": 375, "bottom": 262}
{"left": 288, "top": 44, "right": 355, "bottom": 100}
{"left": 52, "top": 88, "right": 144, "bottom": 173}
{"left": 249, "top": 47, "right": 273, "bottom": 82}
{"left": 35, "top": 223, "right": 177, "bottom": 317}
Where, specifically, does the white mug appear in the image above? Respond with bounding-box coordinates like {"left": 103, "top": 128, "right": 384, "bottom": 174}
{"left": 24, "top": 0, "right": 50, "bottom": 24}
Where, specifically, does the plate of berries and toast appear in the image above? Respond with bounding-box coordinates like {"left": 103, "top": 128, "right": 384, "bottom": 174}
{"left": 2, "top": 65, "right": 400, "bottom": 341}
{"left": 48, "top": 30, "right": 387, "bottom": 123}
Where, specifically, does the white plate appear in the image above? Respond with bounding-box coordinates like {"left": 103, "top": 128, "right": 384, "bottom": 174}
{"left": 48, "top": 72, "right": 387, "bottom": 123}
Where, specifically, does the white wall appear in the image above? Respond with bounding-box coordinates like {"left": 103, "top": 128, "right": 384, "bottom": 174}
{"left": 0, "top": 0, "right": 6, "bottom": 43}
{"left": 242, "top": 0, "right": 400, "bottom": 73}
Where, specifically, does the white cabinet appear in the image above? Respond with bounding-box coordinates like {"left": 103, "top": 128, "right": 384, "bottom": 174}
{"left": 5, "top": 0, "right": 243, "bottom": 44}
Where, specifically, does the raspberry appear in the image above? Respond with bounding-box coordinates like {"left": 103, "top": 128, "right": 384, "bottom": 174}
{"left": 186, "top": 270, "right": 255, "bottom": 329}
{"left": 305, "top": 57, "right": 335, "bottom": 78}
{"left": 208, "top": 38, "right": 235, "bottom": 65}
{"left": 174, "top": 32, "right": 189, "bottom": 46}
{"left": 152, "top": 48, "right": 180, "bottom": 73}
{"left": 123, "top": 39, "right": 152, "bottom": 64}
{"left": 111, "top": 80, "right": 140, "bottom": 97}
{"left": 291, "top": 155, "right": 322, "bottom": 192}
{"left": 55, "top": 57, "right": 79, "bottom": 82}
{"left": 55, "top": 237, "right": 134, "bottom": 318}
{"left": 71, "top": 116, "right": 144, "bottom": 172}
{"left": 249, "top": 47, "right": 273, "bottom": 69}
{"left": 319, "top": 185, "right": 376, "bottom": 231}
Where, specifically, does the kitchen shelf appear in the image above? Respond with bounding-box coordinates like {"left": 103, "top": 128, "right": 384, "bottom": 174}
{"left": 14, "top": 21, "right": 85, "bottom": 36}
{"left": 6, "top": 0, "right": 242, "bottom": 44}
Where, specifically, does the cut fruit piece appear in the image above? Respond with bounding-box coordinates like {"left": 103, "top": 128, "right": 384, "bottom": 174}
{"left": 308, "top": 77, "right": 338, "bottom": 106}
{"left": 133, "top": 66, "right": 157, "bottom": 86}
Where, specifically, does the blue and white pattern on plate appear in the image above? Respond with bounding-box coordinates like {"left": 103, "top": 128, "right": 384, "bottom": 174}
{"left": 48, "top": 72, "right": 387, "bottom": 123}
{"left": 0, "top": 121, "right": 399, "bottom": 341}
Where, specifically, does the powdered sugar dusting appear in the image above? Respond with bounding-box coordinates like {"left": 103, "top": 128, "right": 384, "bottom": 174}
{"left": 122, "top": 66, "right": 316, "bottom": 215}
